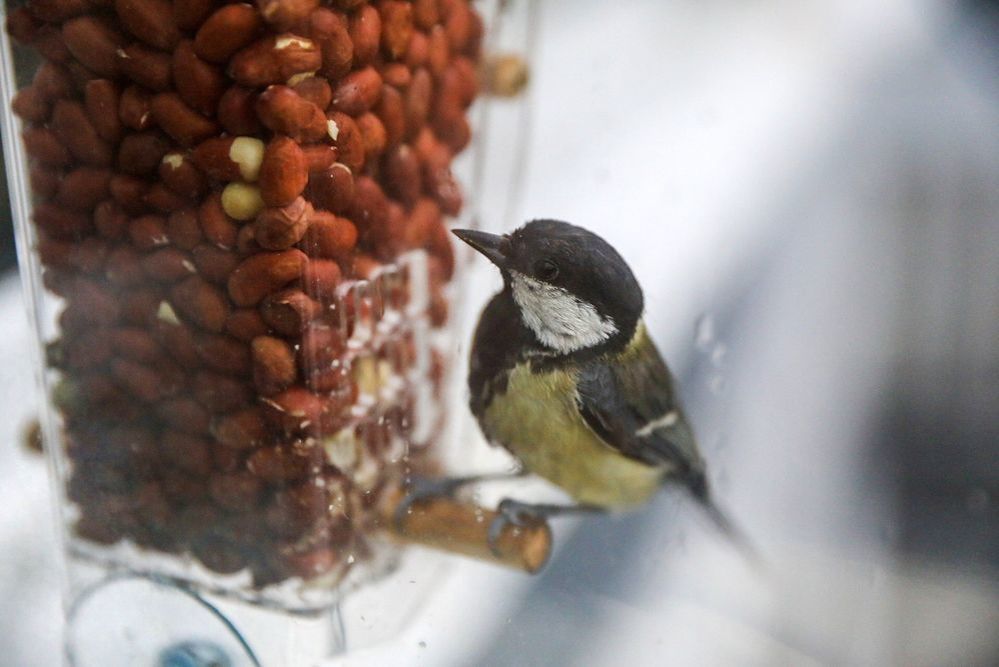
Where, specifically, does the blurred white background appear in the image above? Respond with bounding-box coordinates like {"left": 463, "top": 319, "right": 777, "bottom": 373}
{"left": 1, "top": 0, "right": 996, "bottom": 665}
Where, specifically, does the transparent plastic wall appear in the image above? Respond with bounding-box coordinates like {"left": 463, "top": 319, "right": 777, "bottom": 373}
{"left": 0, "top": 0, "right": 533, "bottom": 663}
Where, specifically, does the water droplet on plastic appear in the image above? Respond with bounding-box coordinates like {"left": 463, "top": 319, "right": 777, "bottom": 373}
{"left": 694, "top": 314, "right": 715, "bottom": 350}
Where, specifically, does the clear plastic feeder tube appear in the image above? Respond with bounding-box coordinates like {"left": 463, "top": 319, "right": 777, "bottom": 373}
{"left": 0, "top": 0, "right": 536, "bottom": 662}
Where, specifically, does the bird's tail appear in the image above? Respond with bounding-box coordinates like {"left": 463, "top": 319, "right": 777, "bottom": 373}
{"left": 686, "top": 473, "right": 764, "bottom": 571}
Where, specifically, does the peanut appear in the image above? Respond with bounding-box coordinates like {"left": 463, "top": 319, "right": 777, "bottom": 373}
{"left": 11, "top": 0, "right": 482, "bottom": 586}
{"left": 115, "top": 0, "right": 181, "bottom": 51}
{"left": 117, "top": 43, "right": 173, "bottom": 91}
{"left": 259, "top": 137, "right": 309, "bottom": 206}
{"left": 229, "top": 33, "right": 321, "bottom": 87}
{"left": 227, "top": 248, "right": 308, "bottom": 306}
{"left": 254, "top": 197, "right": 312, "bottom": 249}
{"left": 194, "top": 4, "right": 263, "bottom": 63}
{"left": 221, "top": 182, "right": 266, "bottom": 221}
{"left": 251, "top": 335, "right": 297, "bottom": 395}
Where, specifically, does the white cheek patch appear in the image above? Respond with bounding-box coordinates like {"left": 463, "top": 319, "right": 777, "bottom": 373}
{"left": 510, "top": 271, "right": 618, "bottom": 353}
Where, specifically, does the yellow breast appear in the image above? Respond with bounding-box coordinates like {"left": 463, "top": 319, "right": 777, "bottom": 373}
{"left": 482, "top": 363, "right": 663, "bottom": 508}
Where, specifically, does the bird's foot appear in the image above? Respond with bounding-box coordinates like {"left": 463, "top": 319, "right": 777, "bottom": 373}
{"left": 486, "top": 499, "right": 603, "bottom": 556}
{"left": 392, "top": 471, "right": 523, "bottom": 530}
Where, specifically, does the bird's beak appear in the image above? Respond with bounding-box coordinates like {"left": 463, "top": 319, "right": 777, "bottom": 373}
{"left": 452, "top": 229, "right": 508, "bottom": 268}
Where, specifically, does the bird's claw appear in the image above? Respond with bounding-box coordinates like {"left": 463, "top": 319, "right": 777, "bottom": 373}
{"left": 392, "top": 475, "right": 478, "bottom": 530}
{"left": 486, "top": 499, "right": 546, "bottom": 556}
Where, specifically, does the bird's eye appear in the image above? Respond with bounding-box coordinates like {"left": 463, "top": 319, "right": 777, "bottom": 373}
{"left": 535, "top": 259, "right": 559, "bottom": 281}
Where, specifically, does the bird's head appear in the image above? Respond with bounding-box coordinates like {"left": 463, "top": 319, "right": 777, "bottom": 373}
{"left": 454, "top": 220, "right": 643, "bottom": 355}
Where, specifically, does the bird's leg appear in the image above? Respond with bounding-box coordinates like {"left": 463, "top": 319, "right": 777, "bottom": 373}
{"left": 487, "top": 498, "right": 604, "bottom": 555}
{"left": 392, "top": 469, "right": 526, "bottom": 528}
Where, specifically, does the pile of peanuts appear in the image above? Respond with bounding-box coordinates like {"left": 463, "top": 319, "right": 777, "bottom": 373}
{"left": 5, "top": 0, "right": 480, "bottom": 592}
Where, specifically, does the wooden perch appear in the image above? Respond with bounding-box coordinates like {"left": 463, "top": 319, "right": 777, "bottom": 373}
{"left": 379, "top": 488, "right": 552, "bottom": 574}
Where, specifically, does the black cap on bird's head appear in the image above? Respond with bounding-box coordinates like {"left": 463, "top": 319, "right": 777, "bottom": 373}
{"left": 453, "top": 220, "right": 643, "bottom": 355}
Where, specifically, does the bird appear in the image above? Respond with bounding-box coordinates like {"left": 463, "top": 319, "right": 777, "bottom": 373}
{"left": 445, "top": 219, "right": 754, "bottom": 557}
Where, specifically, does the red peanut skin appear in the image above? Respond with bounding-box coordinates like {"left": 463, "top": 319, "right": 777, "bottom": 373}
{"left": 257, "top": 0, "right": 319, "bottom": 32}
{"left": 160, "top": 155, "right": 208, "bottom": 200}
{"left": 192, "top": 137, "right": 243, "bottom": 182}
{"left": 84, "top": 80, "right": 123, "bottom": 143}
{"left": 165, "top": 208, "right": 203, "bottom": 250}
{"left": 192, "top": 244, "right": 240, "bottom": 284}
{"left": 33, "top": 62, "right": 73, "bottom": 102}
{"left": 52, "top": 100, "right": 113, "bottom": 167}
{"left": 227, "top": 248, "right": 309, "bottom": 306}
{"left": 228, "top": 33, "right": 322, "bottom": 87}
{"left": 374, "top": 84, "right": 405, "bottom": 148}
{"left": 292, "top": 75, "right": 333, "bottom": 110}
{"left": 22, "top": 127, "right": 70, "bottom": 167}
{"left": 199, "top": 193, "right": 239, "bottom": 249}
{"left": 212, "top": 407, "right": 269, "bottom": 449}
{"left": 30, "top": 167, "right": 61, "bottom": 201}
{"left": 32, "top": 26, "right": 72, "bottom": 65}
{"left": 382, "top": 144, "right": 420, "bottom": 205}
{"left": 171, "top": 276, "right": 231, "bottom": 332}
{"left": 6, "top": 7, "right": 41, "bottom": 44}
{"left": 348, "top": 4, "right": 380, "bottom": 67}
{"left": 146, "top": 183, "right": 189, "bottom": 212}
{"left": 251, "top": 335, "right": 297, "bottom": 395}
{"left": 195, "top": 4, "right": 264, "bottom": 64}
{"left": 116, "top": 0, "right": 181, "bottom": 51}
{"left": 412, "top": 0, "right": 439, "bottom": 30}
{"left": 225, "top": 309, "right": 270, "bottom": 342}
{"left": 256, "top": 85, "right": 327, "bottom": 141}
{"left": 218, "top": 86, "right": 262, "bottom": 135}
{"left": 173, "top": 0, "right": 215, "bottom": 31}
{"left": 17, "top": 0, "right": 482, "bottom": 581}
{"left": 118, "top": 131, "right": 171, "bottom": 176}
{"left": 142, "top": 247, "right": 196, "bottom": 282}
{"left": 306, "top": 163, "right": 355, "bottom": 214}
{"left": 55, "top": 168, "right": 111, "bottom": 211}
{"left": 259, "top": 137, "right": 309, "bottom": 207}
{"left": 28, "top": 0, "right": 91, "bottom": 23}
{"left": 299, "top": 211, "right": 356, "bottom": 260}
{"left": 355, "top": 111, "right": 387, "bottom": 165}
{"left": 62, "top": 16, "right": 124, "bottom": 78}
{"left": 118, "top": 43, "right": 173, "bottom": 91}
{"left": 173, "top": 40, "right": 226, "bottom": 115}
{"left": 301, "top": 258, "right": 341, "bottom": 303}
{"left": 310, "top": 9, "right": 352, "bottom": 80}
{"left": 379, "top": 1, "right": 413, "bottom": 60}
{"left": 109, "top": 174, "right": 148, "bottom": 214}
{"left": 151, "top": 93, "right": 220, "bottom": 147}
{"left": 259, "top": 288, "right": 320, "bottom": 335}
{"left": 327, "top": 111, "right": 364, "bottom": 173}
{"left": 254, "top": 197, "right": 312, "bottom": 250}
{"left": 380, "top": 62, "right": 411, "bottom": 89}
{"left": 195, "top": 333, "right": 252, "bottom": 376}
{"left": 330, "top": 66, "right": 382, "bottom": 116}
{"left": 301, "top": 145, "right": 337, "bottom": 173}
{"left": 118, "top": 85, "right": 153, "bottom": 131}
{"left": 193, "top": 370, "right": 254, "bottom": 412}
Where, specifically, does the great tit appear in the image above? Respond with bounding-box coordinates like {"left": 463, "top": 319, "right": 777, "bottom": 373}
{"left": 452, "top": 220, "right": 751, "bottom": 553}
